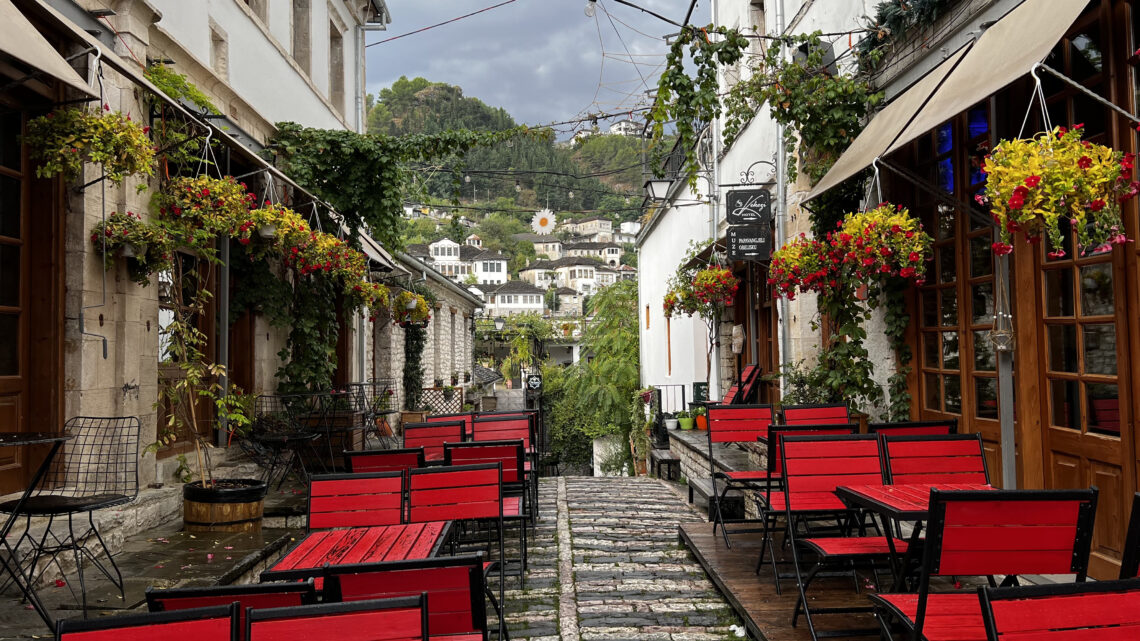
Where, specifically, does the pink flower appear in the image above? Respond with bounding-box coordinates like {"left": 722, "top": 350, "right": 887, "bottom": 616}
{"left": 1047, "top": 250, "right": 1066, "bottom": 259}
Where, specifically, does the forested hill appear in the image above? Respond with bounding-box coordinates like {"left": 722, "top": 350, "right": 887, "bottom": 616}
{"left": 366, "top": 76, "right": 645, "bottom": 220}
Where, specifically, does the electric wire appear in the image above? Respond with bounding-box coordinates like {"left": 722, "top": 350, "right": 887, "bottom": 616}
{"left": 365, "top": 0, "right": 520, "bottom": 47}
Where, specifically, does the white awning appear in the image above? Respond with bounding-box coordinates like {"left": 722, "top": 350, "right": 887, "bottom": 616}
{"left": 805, "top": 45, "right": 970, "bottom": 202}
{"left": 884, "top": 0, "right": 1089, "bottom": 155}
{"left": 0, "top": 0, "right": 95, "bottom": 97}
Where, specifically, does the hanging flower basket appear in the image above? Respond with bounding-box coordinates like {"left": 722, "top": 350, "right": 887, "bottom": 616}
{"left": 769, "top": 204, "right": 932, "bottom": 300}
{"left": 979, "top": 125, "right": 1137, "bottom": 256}
{"left": 90, "top": 211, "right": 172, "bottom": 286}
{"left": 691, "top": 267, "right": 739, "bottom": 307}
{"left": 346, "top": 281, "right": 391, "bottom": 324}
{"left": 234, "top": 203, "right": 311, "bottom": 256}
{"left": 393, "top": 291, "right": 431, "bottom": 326}
{"left": 155, "top": 175, "right": 257, "bottom": 235}
{"left": 24, "top": 106, "right": 155, "bottom": 183}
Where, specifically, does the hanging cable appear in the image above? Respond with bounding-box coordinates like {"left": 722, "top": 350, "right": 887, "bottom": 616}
{"left": 365, "top": 0, "right": 520, "bottom": 47}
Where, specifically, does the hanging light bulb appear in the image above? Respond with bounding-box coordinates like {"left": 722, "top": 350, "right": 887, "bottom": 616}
{"left": 515, "top": 179, "right": 522, "bottom": 192}
{"left": 568, "top": 190, "right": 575, "bottom": 199}
{"left": 584, "top": 0, "right": 597, "bottom": 17}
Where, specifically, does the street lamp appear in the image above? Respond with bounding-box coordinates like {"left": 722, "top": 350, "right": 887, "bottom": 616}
{"left": 643, "top": 178, "right": 672, "bottom": 201}
{"left": 465, "top": 174, "right": 476, "bottom": 203}
{"left": 494, "top": 317, "right": 506, "bottom": 331}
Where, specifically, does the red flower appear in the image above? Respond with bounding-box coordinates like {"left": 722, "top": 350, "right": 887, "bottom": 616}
{"left": 908, "top": 252, "right": 920, "bottom": 263}
{"left": 1047, "top": 250, "right": 1066, "bottom": 259}
{"left": 1024, "top": 175, "right": 1041, "bottom": 188}
{"left": 1077, "top": 155, "right": 1093, "bottom": 169}
{"left": 991, "top": 242, "right": 1013, "bottom": 255}
{"left": 1090, "top": 199, "right": 1106, "bottom": 211}
{"left": 239, "top": 237, "right": 250, "bottom": 246}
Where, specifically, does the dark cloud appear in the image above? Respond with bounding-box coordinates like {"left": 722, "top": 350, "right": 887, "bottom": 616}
{"left": 365, "top": 1, "right": 687, "bottom": 133}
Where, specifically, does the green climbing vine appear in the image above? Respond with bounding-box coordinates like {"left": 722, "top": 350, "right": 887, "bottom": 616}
{"left": 723, "top": 32, "right": 882, "bottom": 184}
{"left": 269, "top": 123, "right": 547, "bottom": 250}
{"left": 853, "top": 0, "right": 956, "bottom": 76}
{"left": 883, "top": 277, "right": 913, "bottom": 421}
{"left": 648, "top": 24, "right": 749, "bottom": 190}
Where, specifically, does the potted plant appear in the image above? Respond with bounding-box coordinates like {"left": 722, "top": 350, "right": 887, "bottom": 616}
{"left": 24, "top": 106, "right": 156, "bottom": 183}
{"left": 693, "top": 405, "right": 708, "bottom": 430}
{"left": 450, "top": 372, "right": 460, "bottom": 386}
{"left": 691, "top": 266, "right": 739, "bottom": 308}
{"left": 676, "top": 410, "right": 694, "bottom": 430}
{"left": 980, "top": 124, "right": 1138, "bottom": 256}
{"left": 90, "top": 211, "right": 173, "bottom": 286}
{"left": 463, "top": 370, "right": 471, "bottom": 383}
{"left": 664, "top": 413, "right": 679, "bottom": 430}
{"left": 433, "top": 377, "right": 444, "bottom": 389}
{"left": 442, "top": 385, "right": 456, "bottom": 402}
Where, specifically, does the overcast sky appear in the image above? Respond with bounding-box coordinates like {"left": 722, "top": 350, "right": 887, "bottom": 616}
{"left": 364, "top": 1, "right": 695, "bottom": 136}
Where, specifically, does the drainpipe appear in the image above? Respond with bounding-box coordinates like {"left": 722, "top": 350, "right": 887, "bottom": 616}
{"left": 708, "top": 0, "right": 722, "bottom": 402}
{"left": 775, "top": 0, "right": 791, "bottom": 382}
{"left": 355, "top": 21, "right": 387, "bottom": 134}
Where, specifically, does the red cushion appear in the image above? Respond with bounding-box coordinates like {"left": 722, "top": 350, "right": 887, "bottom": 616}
{"left": 432, "top": 635, "right": 485, "bottom": 641}
{"left": 503, "top": 497, "right": 524, "bottom": 516}
{"left": 800, "top": 536, "right": 909, "bottom": 557}
{"left": 870, "top": 593, "right": 986, "bottom": 641}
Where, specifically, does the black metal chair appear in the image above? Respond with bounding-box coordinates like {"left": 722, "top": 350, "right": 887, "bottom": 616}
{"left": 0, "top": 416, "right": 139, "bottom": 615}
{"left": 247, "top": 394, "right": 322, "bottom": 489}
{"left": 348, "top": 379, "right": 400, "bottom": 449}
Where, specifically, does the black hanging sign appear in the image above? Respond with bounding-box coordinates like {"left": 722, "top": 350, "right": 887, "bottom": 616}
{"left": 725, "top": 188, "right": 772, "bottom": 225}
{"left": 726, "top": 225, "right": 772, "bottom": 261}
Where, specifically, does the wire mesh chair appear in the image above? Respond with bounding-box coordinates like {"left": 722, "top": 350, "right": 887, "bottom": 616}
{"left": 348, "top": 379, "right": 400, "bottom": 449}
{"left": 246, "top": 394, "right": 322, "bottom": 489}
{"left": 0, "top": 416, "right": 139, "bottom": 615}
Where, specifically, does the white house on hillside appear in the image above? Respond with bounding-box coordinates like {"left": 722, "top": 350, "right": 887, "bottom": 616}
{"left": 478, "top": 280, "right": 547, "bottom": 316}
{"left": 564, "top": 241, "right": 623, "bottom": 266}
{"left": 511, "top": 233, "right": 564, "bottom": 260}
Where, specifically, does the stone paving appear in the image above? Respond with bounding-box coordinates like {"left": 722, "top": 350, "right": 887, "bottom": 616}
{"left": 504, "top": 476, "right": 742, "bottom": 641}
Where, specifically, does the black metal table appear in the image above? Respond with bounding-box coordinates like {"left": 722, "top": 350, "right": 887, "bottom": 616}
{"left": 0, "top": 431, "right": 73, "bottom": 630}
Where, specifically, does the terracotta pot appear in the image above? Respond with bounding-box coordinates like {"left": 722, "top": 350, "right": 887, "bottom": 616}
{"left": 695, "top": 415, "right": 708, "bottom": 430}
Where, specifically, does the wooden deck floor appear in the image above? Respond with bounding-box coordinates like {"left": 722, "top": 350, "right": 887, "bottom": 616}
{"left": 679, "top": 522, "right": 883, "bottom": 641}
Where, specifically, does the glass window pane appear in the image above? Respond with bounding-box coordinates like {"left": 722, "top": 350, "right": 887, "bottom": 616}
{"left": 924, "top": 372, "right": 941, "bottom": 411}
{"left": 1083, "top": 323, "right": 1117, "bottom": 375}
{"left": 967, "top": 106, "right": 989, "bottom": 139}
{"left": 938, "top": 157, "right": 955, "bottom": 193}
{"left": 939, "top": 247, "right": 956, "bottom": 284}
{"left": 0, "top": 112, "right": 18, "bottom": 171}
{"left": 940, "top": 289, "right": 958, "bottom": 326}
{"left": 922, "top": 290, "right": 938, "bottom": 327}
{"left": 0, "top": 174, "right": 19, "bottom": 239}
{"left": 969, "top": 236, "right": 992, "bottom": 277}
{"left": 975, "top": 377, "right": 998, "bottom": 420}
{"left": 937, "top": 204, "right": 956, "bottom": 240}
{"left": 0, "top": 244, "right": 17, "bottom": 307}
{"left": 1047, "top": 324, "right": 1078, "bottom": 373}
{"left": 1087, "top": 382, "right": 1121, "bottom": 437}
{"left": 944, "top": 374, "right": 962, "bottom": 414}
{"left": 936, "top": 123, "right": 954, "bottom": 154}
{"left": 923, "top": 333, "right": 940, "bottom": 368}
{"left": 1050, "top": 378, "right": 1079, "bottom": 428}
{"left": 1044, "top": 269, "right": 1074, "bottom": 317}
{"left": 1074, "top": 93, "right": 1109, "bottom": 139}
{"left": 0, "top": 312, "right": 15, "bottom": 375}
{"left": 942, "top": 331, "right": 960, "bottom": 370}
{"left": 1070, "top": 31, "right": 1104, "bottom": 79}
{"left": 974, "top": 330, "right": 996, "bottom": 371}
{"left": 1079, "top": 263, "right": 1114, "bottom": 316}
{"left": 971, "top": 282, "right": 994, "bottom": 325}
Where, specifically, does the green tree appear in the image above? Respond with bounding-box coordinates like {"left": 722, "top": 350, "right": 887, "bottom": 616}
{"left": 475, "top": 212, "right": 527, "bottom": 253}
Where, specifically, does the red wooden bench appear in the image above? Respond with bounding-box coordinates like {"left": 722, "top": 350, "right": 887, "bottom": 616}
{"left": 145, "top": 582, "right": 317, "bottom": 641}
{"left": 407, "top": 463, "right": 506, "bottom": 618}
{"left": 882, "top": 434, "right": 989, "bottom": 485}
{"left": 721, "top": 365, "right": 759, "bottom": 404}
{"left": 472, "top": 415, "right": 538, "bottom": 511}
{"left": 705, "top": 405, "right": 775, "bottom": 547}
{"left": 978, "top": 576, "right": 1140, "bottom": 640}
{"left": 868, "top": 487, "right": 1099, "bottom": 641}
{"left": 779, "top": 434, "right": 904, "bottom": 639}
{"left": 868, "top": 419, "right": 958, "bottom": 436}
{"left": 404, "top": 421, "right": 465, "bottom": 462}
{"left": 426, "top": 412, "right": 475, "bottom": 439}
{"left": 58, "top": 604, "right": 239, "bottom": 641}
{"left": 1121, "top": 492, "right": 1140, "bottom": 579}
{"left": 247, "top": 594, "right": 428, "bottom": 641}
{"left": 344, "top": 448, "right": 426, "bottom": 475}
{"left": 308, "top": 471, "right": 404, "bottom": 530}
{"left": 780, "top": 403, "right": 849, "bottom": 425}
{"left": 323, "top": 555, "right": 492, "bottom": 641}
{"left": 444, "top": 440, "right": 530, "bottom": 573}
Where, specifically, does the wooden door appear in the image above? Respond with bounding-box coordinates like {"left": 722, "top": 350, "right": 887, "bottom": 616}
{"left": 0, "top": 111, "right": 29, "bottom": 494}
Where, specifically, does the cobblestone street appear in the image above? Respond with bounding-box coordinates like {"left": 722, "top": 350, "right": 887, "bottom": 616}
{"left": 504, "top": 477, "right": 741, "bottom": 641}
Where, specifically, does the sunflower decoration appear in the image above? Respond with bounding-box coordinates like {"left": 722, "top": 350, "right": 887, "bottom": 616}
{"left": 531, "top": 208, "right": 556, "bottom": 235}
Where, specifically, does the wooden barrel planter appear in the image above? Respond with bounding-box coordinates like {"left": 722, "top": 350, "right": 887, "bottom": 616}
{"left": 183, "top": 478, "right": 268, "bottom": 533}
